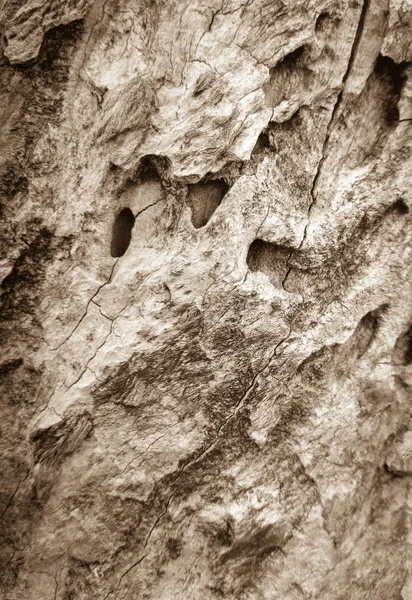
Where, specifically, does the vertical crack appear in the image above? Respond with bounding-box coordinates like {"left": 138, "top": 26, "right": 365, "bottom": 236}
{"left": 282, "top": 0, "right": 370, "bottom": 290}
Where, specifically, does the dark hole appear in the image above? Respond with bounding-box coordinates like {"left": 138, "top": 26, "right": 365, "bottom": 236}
{"left": 374, "top": 55, "right": 407, "bottom": 123}
{"left": 136, "top": 154, "right": 171, "bottom": 183}
{"left": 16, "top": 20, "right": 84, "bottom": 73}
{"left": 193, "top": 71, "right": 215, "bottom": 96}
{"left": 137, "top": 155, "right": 161, "bottom": 182}
{"left": 0, "top": 358, "right": 23, "bottom": 377}
{"left": 266, "top": 47, "right": 306, "bottom": 107}
{"left": 374, "top": 55, "right": 405, "bottom": 92}
{"left": 216, "top": 519, "right": 235, "bottom": 547}
{"left": 252, "top": 131, "right": 271, "bottom": 154}
{"left": 248, "top": 239, "right": 273, "bottom": 273}
{"left": 247, "top": 239, "right": 292, "bottom": 288}
{"left": 353, "top": 305, "right": 388, "bottom": 358}
{"left": 392, "top": 198, "right": 409, "bottom": 214}
{"left": 110, "top": 208, "right": 135, "bottom": 257}
{"left": 219, "top": 523, "right": 287, "bottom": 564}
{"left": 315, "top": 12, "right": 330, "bottom": 32}
{"left": 278, "top": 45, "right": 305, "bottom": 68}
{"left": 188, "top": 179, "right": 229, "bottom": 229}
{"left": 268, "top": 46, "right": 305, "bottom": 78}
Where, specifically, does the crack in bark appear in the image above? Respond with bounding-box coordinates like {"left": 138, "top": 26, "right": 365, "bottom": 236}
{"left": 170, "top": 325, "right": 292, "bottom": 486}
{"left": 106, "top": 495, "right": 173, "bottom": 598}
{"left": 111, "top": 554, "right": 148, "bottom": 597}
{"left": 50, "top": 198, "right": 164, "bottom": 353}
{"left": 50, "top": 260, "right": 119, "bottom": 352}
{"left": 110, "top": 322, "right": 294, "bottom": 594}
{"left": 282, "top": 0, "right": 370, "bottom": 290}
{"left": 133, "top": 197, "right": 165, "bottom": 220}
{"left": 63, "top": 320, "right": 114, "bottom": 390}
{"left": 116, "top": 422, "right": 181, "bottom": 477}
{"left": 236, "top": 42, "right": 272, "bottom": 69}
{"left": 0, "top": 476, "right": 26, "bottom": 521}
{"left": 79, "top": 0, "right": 112, "bottom": 73}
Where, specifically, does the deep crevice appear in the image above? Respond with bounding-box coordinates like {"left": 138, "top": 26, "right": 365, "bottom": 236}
{"left": 281, "top": 0, "right": 372, "bottom": 290}
{"left": 110, "top": 208, "right": 135, "bottom": 257}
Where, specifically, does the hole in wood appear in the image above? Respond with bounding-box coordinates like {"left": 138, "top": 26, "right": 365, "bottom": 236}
{"left": 374, "top": 55, "right": 407, "bottom": 123}
{"left": 188, "top": 179, "right": 229, "bottom": 229}
{"left": 392, "top": 198, "right": 409, "bottom": 214}
{"left": 110, "top": 207, "right": 135, "bottom": 257}
{"left": 315, "top": 12, "right": 331, "bottom": 32}
{"left": 247, "top": 239, "right": 292, "bottom": 288}
{"left": 252, "top": 131, "right": 271, "bottom": 154}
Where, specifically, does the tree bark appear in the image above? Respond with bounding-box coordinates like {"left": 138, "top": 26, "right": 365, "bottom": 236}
{"left": 1, "top": 0, "right": 412, "bottom": 598}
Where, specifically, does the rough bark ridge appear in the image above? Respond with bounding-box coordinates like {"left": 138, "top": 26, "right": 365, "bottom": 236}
{"left": 1, "top": 0, "right": 412, "bottom": 598}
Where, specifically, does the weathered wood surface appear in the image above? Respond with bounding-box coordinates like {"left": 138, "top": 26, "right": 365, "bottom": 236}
{"left": 1, "top": 1, "right": 412, "bottom": 598}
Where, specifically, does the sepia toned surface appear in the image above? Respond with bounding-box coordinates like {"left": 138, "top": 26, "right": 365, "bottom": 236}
{"left": 1, "top": 0, "right": 412, "bottom": 598}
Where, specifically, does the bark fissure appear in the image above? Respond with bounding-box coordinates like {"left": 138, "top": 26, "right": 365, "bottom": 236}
{"left": 282, "top": 0, "right": 371, "bottom": 289}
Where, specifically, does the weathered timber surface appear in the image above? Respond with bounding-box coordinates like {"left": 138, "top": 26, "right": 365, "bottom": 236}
{"left": 1, "top": 0, "right": 412, "bottom": 598}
